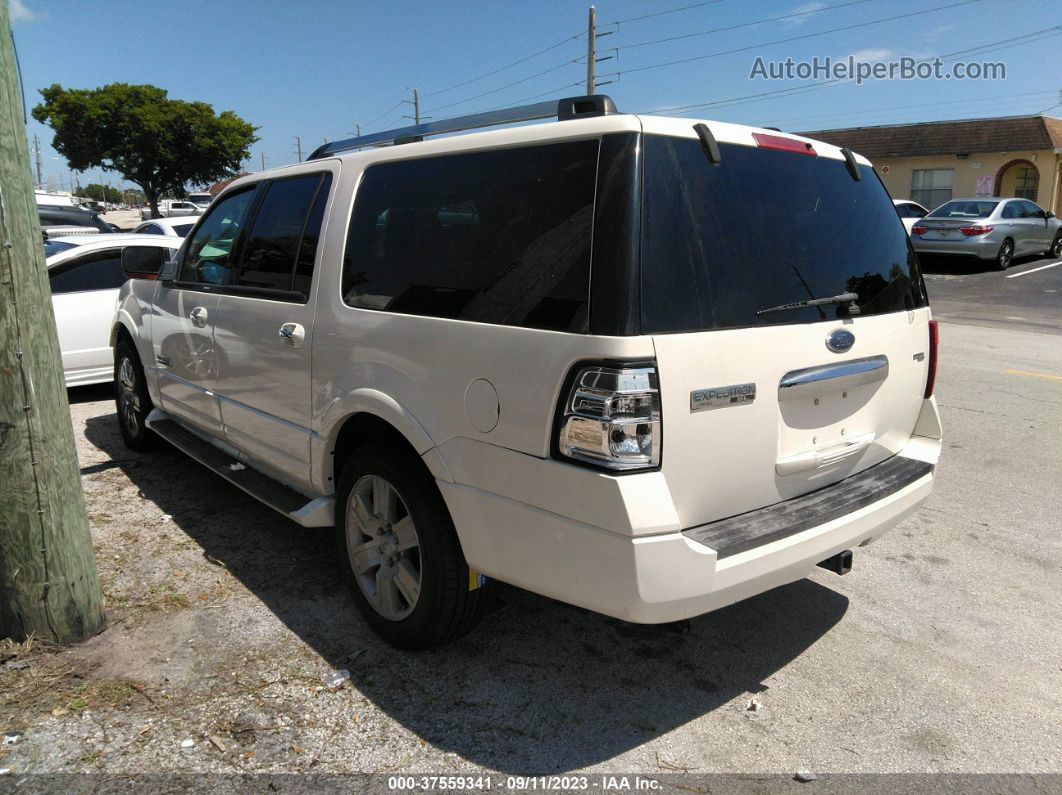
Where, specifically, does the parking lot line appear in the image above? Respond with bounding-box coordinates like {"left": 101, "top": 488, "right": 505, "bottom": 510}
{"left": 1005, "top": 260, "right": 1061, "bottom": 278}
{"left": 1005, "top": 368, "right": 1062, "bottom": 382}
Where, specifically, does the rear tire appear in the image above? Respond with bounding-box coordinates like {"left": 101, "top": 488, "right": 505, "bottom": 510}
{"left": 335, "top": 446, "right": 488, "bottom": 649}
{"left": 114, "top": 338, "right": 161, "bottom": 451}
{"left": 994, "top": 239, "right": 1013, "bottom": 270}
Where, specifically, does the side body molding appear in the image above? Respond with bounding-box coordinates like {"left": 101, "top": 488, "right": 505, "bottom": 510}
{"left": 313, "top": 388, "right": 453, "bottom": 493}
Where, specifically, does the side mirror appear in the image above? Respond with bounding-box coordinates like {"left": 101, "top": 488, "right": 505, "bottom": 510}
{"left": 121, "top": 246, "right": 167, "bottom": 279}
{"left": 158, "top": 257, "right": 180, "bottom": 284}
{"left": 1046, "top": 211, "right": 1056, "bottom": 219}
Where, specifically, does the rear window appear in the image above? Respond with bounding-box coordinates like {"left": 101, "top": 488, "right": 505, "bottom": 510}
{"left": 342, "top": 139, "right": 598, "bottom": 333}
{"left": 640, "top": 136, "right": 927, "bottom": 333}
{"left": 928, "top": 200, "right": 998, "bottom": 218}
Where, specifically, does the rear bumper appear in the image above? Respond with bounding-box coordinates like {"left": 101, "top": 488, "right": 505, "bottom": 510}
{"left": 439, "top": 438, "right": 939, "bottom": 624}
{"left": 911, "top": 236, "right": 997, "bottom": 259}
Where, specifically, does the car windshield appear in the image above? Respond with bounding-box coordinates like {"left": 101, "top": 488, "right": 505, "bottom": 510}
{"left": 640, "top": 135, "right": 927, "bottom": 332}
{"left": 927, "top": 200, "right": 998, "bottom": 218}
{"left": 43, "top": 239, "right": 78, "bottom": 257}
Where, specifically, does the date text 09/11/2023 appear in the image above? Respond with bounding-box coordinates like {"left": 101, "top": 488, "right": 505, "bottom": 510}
{"left": 386, "top": 775, "right": 663, "bottom": 791}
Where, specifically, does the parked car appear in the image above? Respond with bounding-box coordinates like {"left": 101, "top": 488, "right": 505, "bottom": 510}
{"left": 111, "top": 95, "right": 942, "bottom": 648}
{"left": 910, "top": 198, "right": 1062, "bottom": 269}
{"left": 132, "top": 217, "right": 198, "bottom": 237}
{"left": 893, "top": 199, "right": 929, "bottom": 233}
{"left": 39, "top": 204, "right": 114, "bottom": 236}
{"left": 187, "top": 191, "right": 213, "bottom": 210}
{"left": 140, "top": 200, "right": 202, "bottom": 220}
{"left": 47, "top": 234, "right": 181, "bottom": 387}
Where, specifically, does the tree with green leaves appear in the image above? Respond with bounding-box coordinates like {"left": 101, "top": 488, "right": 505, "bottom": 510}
{"left": 79, "top": 183, "right": 123, "bottom": 204}
{"left": 32, "top": 83, "right": 258, "bottom": 218}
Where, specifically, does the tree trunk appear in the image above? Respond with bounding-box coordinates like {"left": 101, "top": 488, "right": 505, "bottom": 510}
{"left": 0, "top": 1, "right": 106, "bottom": 645}
{"left": 145, "top": 187, "right": 161, "bottom": 219}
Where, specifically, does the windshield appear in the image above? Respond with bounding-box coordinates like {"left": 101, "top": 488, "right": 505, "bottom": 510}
{"left": 44, "top": 240, "right": 78, "bottom": 257}
{"left": 927, "top": 200, "right": 998, "bottom": 218}
{"left": 640, "top": 135, "right": 927, "bottom": 332}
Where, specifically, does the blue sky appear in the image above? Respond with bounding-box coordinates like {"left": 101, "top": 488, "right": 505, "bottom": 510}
{"left": 11, "top": 0, "right": 1061, "bottom": 192}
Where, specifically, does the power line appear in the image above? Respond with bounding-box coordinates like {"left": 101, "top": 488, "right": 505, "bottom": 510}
{"left": 422, "top": 32, "right": 582, "bottom": 99}
{"left": 425, "top": 57, "right": 581, "bottom": 114}
{"left": 603, "top": 0, "right": 726, "bottom": 27}
{"left": 612, "top": 0, "right": 874, "bottom": 50}
{"left": 599, "top": 0, "right": 983, "bottom": 81}
{"left": 363, "top": 101, "right": 405, "bottom": 132}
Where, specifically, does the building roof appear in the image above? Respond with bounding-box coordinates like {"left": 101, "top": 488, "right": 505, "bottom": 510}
{"left": 799, "top": 114, "right": 1062, "bottom": 159}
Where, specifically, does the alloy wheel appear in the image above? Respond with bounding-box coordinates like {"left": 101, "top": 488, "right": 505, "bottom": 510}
{"left": 998, "top": 241, "right": 1013, "bottom": 269}
{"left": 117, "top": 357, "right": 141, "bottom": 436}
{"left": 345, "top": 475, "right": 422, "bottom": 621}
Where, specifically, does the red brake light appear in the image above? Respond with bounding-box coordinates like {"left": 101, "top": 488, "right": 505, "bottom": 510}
{"left": 959, "top": 225, "right": 993, "bottom": 237}
{"left": 752, "top": 132, "right": 816, "bottom": 156}
{"left": 911, "top": 225, "right": 928, "bottom": 235}
{"left": 924, "top": 320, "right": 939, "bottom": 399}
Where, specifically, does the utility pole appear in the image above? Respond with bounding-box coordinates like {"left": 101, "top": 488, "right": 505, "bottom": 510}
{"left": 586, "top": 6, "right": 596, "bottom": 95}
{"left": 0, "top": 1, "right": 106, "bottom": 645}
{"left": 294, "top": 135, "right": 302, "bottom": 163}
{"left": 32, "top": 133, "right": 42, "bottom": 186}
{"left": 403, "top": 88, "right": 421, "bottom": 125}
{"left": 260, "top": 152, "right": 266, "bottom": 171}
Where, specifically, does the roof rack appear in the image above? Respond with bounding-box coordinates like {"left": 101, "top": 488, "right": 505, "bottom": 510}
{"left": 307, "top": 94, "right": 618, "bottom": 160}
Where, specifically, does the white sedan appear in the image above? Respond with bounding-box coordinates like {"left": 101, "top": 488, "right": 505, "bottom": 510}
{"left": 893, "top": 199, "right": 929, "bottom": 233}
{"left": 132, "top": 217, "right": 198, "bottom": 237}
{"left": 46, "top": 234, "right": 182, "bottom": 386}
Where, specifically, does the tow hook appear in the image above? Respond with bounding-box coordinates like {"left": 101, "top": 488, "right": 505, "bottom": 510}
{"left": 817, "top": 549, "right": 853, "bottom": 575}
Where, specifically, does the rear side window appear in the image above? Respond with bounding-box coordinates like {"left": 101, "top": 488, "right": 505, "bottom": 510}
{"left": 641, "top": 136, "right": 927, "bottom": 333}
{"left": 342, "top": 139, "right": 598, "bottom": 333}
{"left": 49, "top": 250, "right": 125, "bottom": 294}
{"left": 237, "top": 173, "right": 330, "bottom": 294}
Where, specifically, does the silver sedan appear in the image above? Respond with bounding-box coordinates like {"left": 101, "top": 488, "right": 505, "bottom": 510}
{"left": 910, "top": 198, "right": 1062, "bottom": 270}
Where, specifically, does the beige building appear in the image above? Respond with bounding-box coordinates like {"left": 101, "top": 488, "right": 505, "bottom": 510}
{"left": 801, "top": 114, "right": 1062, "bottom": 215}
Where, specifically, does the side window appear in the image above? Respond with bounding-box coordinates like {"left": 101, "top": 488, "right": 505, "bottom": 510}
{"left": 236, "top": 173, "right": 327, "bottom": 294}
{"left": 292, "top": 173, "right": 332, "bottom": 298}
{"left": 1001, "top": 202, "right": 1020, "bottom": 219}
{"left": 142, "top": 224, "right": 162, "bottom": 235}
{"left": 342, "top": 139, "right": 598, "bottom": 332}
{"left": 1020, "top": 200, "right": 1044, "bottom": 218}
{"left": 48, "top": 250, "right": 126, "bottom": 294}
{"left": 181, "top": 187, "right": 256, "bottom": 285}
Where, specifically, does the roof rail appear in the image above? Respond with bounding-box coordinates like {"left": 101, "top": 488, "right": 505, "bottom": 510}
{"left": 307, "top": 95, "right": 619, "bottom": 160}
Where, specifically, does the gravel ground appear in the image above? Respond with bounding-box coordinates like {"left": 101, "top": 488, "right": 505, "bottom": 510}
{"left": 1, "top": 322, "right": 1059, "bottom": 781}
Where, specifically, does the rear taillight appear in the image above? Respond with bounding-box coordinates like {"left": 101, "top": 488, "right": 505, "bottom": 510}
{"left": 556, "top": 364, "right": 661, "bottom": 471}
{"left": 924, "top": 320, "right": 939, "bottom": 399}
{"left": 911, "top": 225, "right": 928, "bottom": 235}
{"left": 959, "top": 225, "right": 993, "bottom": 236}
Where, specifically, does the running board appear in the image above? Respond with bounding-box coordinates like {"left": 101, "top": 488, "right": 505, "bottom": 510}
{"left": 145, "top": 410, "right": 334, "bottom": 528}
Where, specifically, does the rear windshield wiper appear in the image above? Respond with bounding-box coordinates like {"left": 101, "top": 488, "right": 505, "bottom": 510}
{"left": 756, "top": 292, "right": 859, "bottom": 316}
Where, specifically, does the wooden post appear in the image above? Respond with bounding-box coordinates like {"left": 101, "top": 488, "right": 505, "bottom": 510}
{"left": 0, "top": 1, "right": 106, "bottom": 645}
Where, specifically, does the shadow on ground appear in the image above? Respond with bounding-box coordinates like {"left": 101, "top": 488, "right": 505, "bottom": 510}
{"left": 83, "top": 411, "right": 848, "bottom": 773}
{"left": 917, "top": 252, "right": 1045, "bottom": 275}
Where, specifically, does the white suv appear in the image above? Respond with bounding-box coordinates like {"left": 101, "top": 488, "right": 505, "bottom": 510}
{"left": 111, "top": 96, "right": 942, "bottom": 648}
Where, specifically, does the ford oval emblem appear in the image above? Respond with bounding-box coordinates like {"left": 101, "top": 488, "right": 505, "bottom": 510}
{"left": 826, "top": 329, "right": 855, "bottom": 353}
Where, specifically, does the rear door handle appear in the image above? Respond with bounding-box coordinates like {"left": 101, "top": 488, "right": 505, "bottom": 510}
{"left": 188, "top": 306, "right": 208, "bottom": 327}
{"left": 278, "top": 322, "right": 305, "bottom": 349}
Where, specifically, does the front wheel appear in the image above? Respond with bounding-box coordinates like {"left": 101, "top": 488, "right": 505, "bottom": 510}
{"left": 114, "top": 339, "right": 161, "bottom": 451}
{"left": 994, "top": 239, "right": 1014, "bottom": 271}
{"left": 335, "top": 448, "right": 487, "bottom": 649}
{"left": 1047, "top": 232, "right": 1062, "bottom": 259}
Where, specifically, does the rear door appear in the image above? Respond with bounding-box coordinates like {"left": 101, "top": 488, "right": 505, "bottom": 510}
{"left": 152, "top": 186, "right": 258, "bottom": 434}
{"left": 640, "top": 132, "right": 932, "bottom": 528}
{"left": 212, "top": 171, "right": 333, "bottom": 485}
